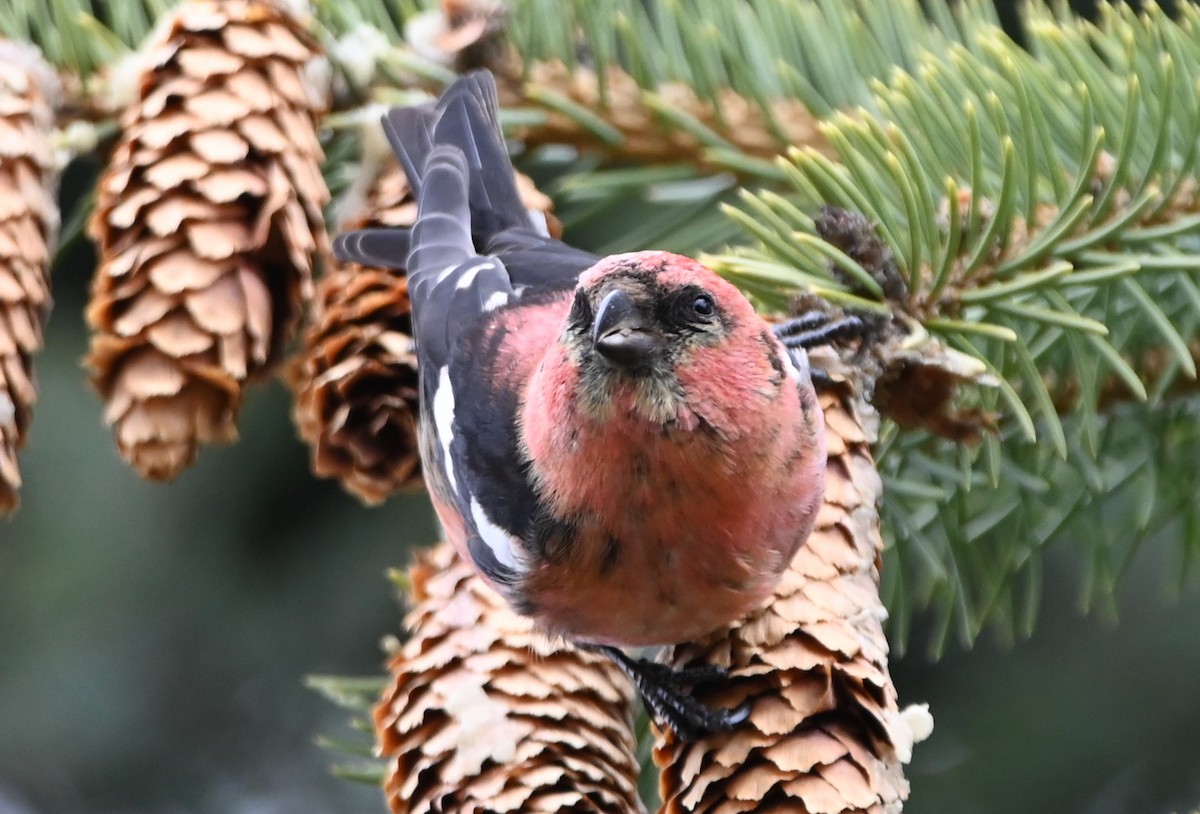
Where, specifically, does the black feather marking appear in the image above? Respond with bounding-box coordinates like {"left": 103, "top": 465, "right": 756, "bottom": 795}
{"left": 511, "top": 594, "right": 538, "bottom": 617}
{"left": 529, "top": 512, "right": 578, "bottom": 565}
{"left": 658, "top": 284, "right": 726, "bottom": 336}
{"left": 783, "top": 433, "right": 809, "bottom": 473}
{"left": 445, "top": 317, "right": 549, "bottom": 545}
{"left": 467, "top": 534, "right": 520, "bottom": 586}
{"left": 485, "top": 229, "right": 600, "bottom": 292}
{"left": 630, "top": 451, "right": 650, "bottom": 479}
{"left": 599, "top": 534, "right": 622, "bottom": 575}
{"left": 567, "top": 288, "right": 594, "bottom": 332}
{"left": 759, "top": 329, "right": 786, "bottom": 388}
{"left": 580, "top": 269, "right": 732, "bottom": 341}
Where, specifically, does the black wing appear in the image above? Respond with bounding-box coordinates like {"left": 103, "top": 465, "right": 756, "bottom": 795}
{"left": 332, "top": 71, "right": 597, "bottom": 293}
{"left": 403, "top": 142, "right": 531, "bottom": 589}
{"left": 483, "top": 228, "right": 600, "bottom": 293}
{"left": 404, "top": 145, "right": 514, "bottom": 370}
{"left": 332, "top": 73, "right": 599, "bottom": 595}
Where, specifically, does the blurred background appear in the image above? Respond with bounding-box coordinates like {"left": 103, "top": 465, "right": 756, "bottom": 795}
{"left": 3, "top": 1, "right": 1200, "bottom": 813}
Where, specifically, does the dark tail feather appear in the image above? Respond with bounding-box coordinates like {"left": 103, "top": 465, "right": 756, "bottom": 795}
{"left": 384, "top": 72, "right": 531, "bottom": 238}
{"left": 335, "top": 72, "right": 538, "bottom": 271}
{"left": 331, "top": 227, "right": 411, "bottom": 269}
{"left": 428, "top": 72, "right": 529, "bottom": 235}
{"left": 381, "top": 101, "right": 435, "bottom": 198}
{"left": 406, "top": 145, "right": 475, "bottom": 285}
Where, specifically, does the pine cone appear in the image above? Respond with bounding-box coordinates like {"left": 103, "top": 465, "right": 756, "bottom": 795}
{"left": 0, "top": 42, "right": 59, "bottom": 515}
{"left": 291, "top": 264, "right": 420, "bottom": 504}
{"left": 375, "top": 542, "right": 644, "bottom": 814}
{"left": 86, "top": 0, "right": 329, "bottom": 481}
{"left": 290, "top": 159, "right": 556, "bottom": 504}
{"left": 654, "top": 390, "right": 930, "bottom": 814}
{"left": 289, "top": 163, "right": 419, "bottom": 504}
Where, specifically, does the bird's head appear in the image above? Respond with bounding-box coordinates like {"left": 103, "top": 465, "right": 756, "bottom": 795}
{"left": 560, "top": 251, "right": 773, "bottom": 427}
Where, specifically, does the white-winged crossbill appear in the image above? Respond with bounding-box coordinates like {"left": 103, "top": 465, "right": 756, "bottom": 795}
{"left": 335, "top": 72, "right": 842, "bottom": 737}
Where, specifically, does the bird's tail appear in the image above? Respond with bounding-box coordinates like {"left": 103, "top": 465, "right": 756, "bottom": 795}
{"left": 332, "top": 71, "right": 536, "bottom": 269}
{"left": 389, "top": 72, "right": 532, "bottom": 238}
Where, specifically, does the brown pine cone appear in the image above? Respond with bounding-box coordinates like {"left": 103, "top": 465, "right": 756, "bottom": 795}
{"left": 0, "top": 42, "right": 59, "bottom": 514}
{"left": 375, "top": 542, "right": 644, "bottom": 814}
{"left": 86, "top": 0, "right": 329, "bottom": 481}
{"left": 654, "top": 390, "right": 930, "bottom": 814}
{"left": 288, "top": 161, "right": 419, "bottom": 504}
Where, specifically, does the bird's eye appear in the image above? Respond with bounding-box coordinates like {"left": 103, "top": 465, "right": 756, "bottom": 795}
{"left": 667, "top": 288, "right": 718, "bottom": 330}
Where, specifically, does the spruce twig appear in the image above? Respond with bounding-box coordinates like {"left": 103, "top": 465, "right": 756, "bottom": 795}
{"left": 714, "top": 3, "right": 1200, "bottom": 650}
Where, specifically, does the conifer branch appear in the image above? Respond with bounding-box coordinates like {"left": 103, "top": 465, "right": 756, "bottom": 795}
{"left": 721, "top": 3, "right": 1200, "bottom": 430}
{"left": 5, "top": 0, "right": 1008, "bottom": 177}
{"left": 451, "top": 0, "right": 1004, "bottom": 174}
{"left": 714, "top": 2, "right": 1200, "bottom": 650}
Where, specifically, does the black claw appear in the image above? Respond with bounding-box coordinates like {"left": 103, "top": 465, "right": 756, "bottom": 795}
{"left": 637, "top": 676, "right": 744, "bottom": 741}
{"left": 608, "top": 656, "right": 727, "bottom": 688}
{"left": 773, "top": 312, "right": 867, "bottom": 351}
{"left": 646, "top": 685, "right": 746, "bottom": 741}
{"left": 592, "top": 645, "right": 746, "bottom": 741}
{"left": 665, "top": 663, "right": 730, "bottom": 686}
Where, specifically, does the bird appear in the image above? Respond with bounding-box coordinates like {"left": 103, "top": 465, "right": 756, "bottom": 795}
{"left": 334, "top": 71, "right": 854, "bottom": 739}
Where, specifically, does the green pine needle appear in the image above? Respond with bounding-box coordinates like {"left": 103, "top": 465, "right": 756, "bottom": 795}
{"left": 304, "top": 675, "right": 388, "bottom": 712}
{"left": 707, "top": 3, "right": 1200, "bottom": 648}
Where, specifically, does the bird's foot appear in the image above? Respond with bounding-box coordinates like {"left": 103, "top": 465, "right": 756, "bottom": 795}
{"left": 593, "top": 645, "right": 749, "bottom": 741}
{"left": 773, "top": 311, "right": 866, "bottom": 351}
